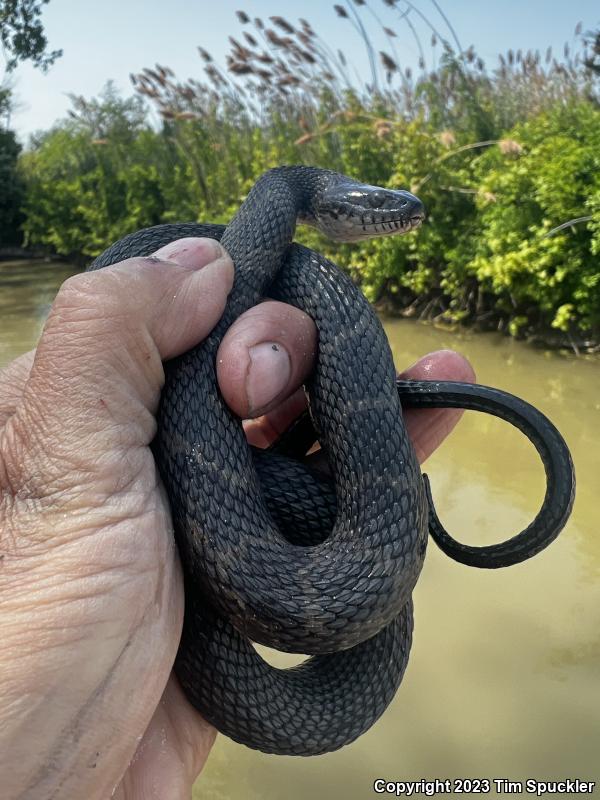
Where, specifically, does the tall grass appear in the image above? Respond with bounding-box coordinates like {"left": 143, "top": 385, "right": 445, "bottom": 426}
{"left": 18, "top": 3, "right": 600, "bottom": 349}
{"left": 131, "top": 4, "right": 596, "bottom": 141}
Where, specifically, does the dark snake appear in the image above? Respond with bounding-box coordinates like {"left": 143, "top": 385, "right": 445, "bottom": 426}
{"left": 89, "top": 166, "right": 575, "bottom": 756}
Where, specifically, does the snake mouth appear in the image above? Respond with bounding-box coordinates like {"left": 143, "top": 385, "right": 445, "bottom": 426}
{"left": 315, "top": 207, "right": 425, "bottom": 241}
{"left": 363, "top": 211, "right": 425, "bottom": 233}
{"left": 309, "top": 183, "right": 426, "bottom": 242}
{"left": 356, "top": 216, "right": 421, "bottom": 236}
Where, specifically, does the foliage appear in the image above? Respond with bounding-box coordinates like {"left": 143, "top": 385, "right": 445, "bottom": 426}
{"left": 0, "top": 125, "right": 23, "bottom": 244}
{"left": 453, "top": 103, "right": 600, "bottom": 335}
{"left": 0, "top": 0, "right": 60, "bottom": 245}
{"left": 16, "top": 4, "right": 600, "bottom": 343}
{"left": 584, "top": 26, "right": 600, "bottom": 75}
{"left": 0, "top": 0, "right": 61, "bottom": 72}
{"left": 20, "top": 84, "right": 170, "bottom": 258}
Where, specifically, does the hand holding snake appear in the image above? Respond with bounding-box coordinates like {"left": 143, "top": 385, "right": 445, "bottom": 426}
{"left": 0, "top": 234, "right": 474, "bottom": 799}
{"left": 0, "top": 167, "right": 574, "bottom": 796}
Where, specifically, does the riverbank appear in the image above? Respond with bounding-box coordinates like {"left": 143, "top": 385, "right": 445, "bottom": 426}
{"left": 0, "top": 246, "right": 35, "bottom": 261}
{"left": 0, "top": 246, "right": 61, "bottom": 262}
{"left": 375, "top": 292, "right": 600, "bottom": 356}
{"left": 2, "top": 256, "right": 598, "bottom": 354}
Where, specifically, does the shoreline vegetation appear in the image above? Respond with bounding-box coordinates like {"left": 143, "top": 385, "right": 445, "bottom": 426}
{"left": 2, "top": 4, "right": 600, "bottom": 352}
{"left": 0, "top": 246, "right": 53, "bottom": 260}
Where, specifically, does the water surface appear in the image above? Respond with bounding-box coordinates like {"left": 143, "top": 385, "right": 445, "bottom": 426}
{"left": 0, "top": 259, "right": 79, "bottom": 365}
{"left": 0, "top": 260, "right": 597, "bottom": 798}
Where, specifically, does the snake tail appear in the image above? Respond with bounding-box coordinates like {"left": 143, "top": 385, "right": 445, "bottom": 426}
{"left": 396, "top": 379, "right": 575, "bottom": 568}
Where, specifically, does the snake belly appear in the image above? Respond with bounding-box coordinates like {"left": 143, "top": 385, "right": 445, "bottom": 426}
{"left": 89, "top": 167, "right": 429, "bottom": 755}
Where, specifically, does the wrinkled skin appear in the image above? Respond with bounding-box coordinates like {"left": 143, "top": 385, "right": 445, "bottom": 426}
{"left": 0, "top": 238, "right": 474, "bottom": 799}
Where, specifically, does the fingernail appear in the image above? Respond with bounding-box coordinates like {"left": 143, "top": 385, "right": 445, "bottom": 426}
{"left": 152, "top": 237, "right": 223, "bottom": 270}
{"left": 246, "top": 342, "right": 291, "bottom": 416}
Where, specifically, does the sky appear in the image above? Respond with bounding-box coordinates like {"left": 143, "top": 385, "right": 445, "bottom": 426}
{"left": 5, "top": 0, "right": 599, "bottom": 143}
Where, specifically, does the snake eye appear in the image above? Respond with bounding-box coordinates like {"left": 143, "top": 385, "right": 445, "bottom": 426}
{"left": 368, "top": 191, "right": 388, "bottom": 208}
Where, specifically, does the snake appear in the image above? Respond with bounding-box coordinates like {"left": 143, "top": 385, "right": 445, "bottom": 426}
{"left": 89, "top": 166, "right": 575, "bottom": 756}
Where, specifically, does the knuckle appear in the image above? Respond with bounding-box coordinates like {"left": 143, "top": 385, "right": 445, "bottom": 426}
{"left": 53, "top": 270, "right": 98, "bottom": 309}
{"left": 50, "top": 270, "right": 116, "bottom": 328}
{"left": 49, "top": 265, "right": 143, "bottom": 339}
{"left": 49, "top": 257, "right": 182, "bottom": 339}
{"left": 51, "top": 258, "right": 155, "bottom": 319}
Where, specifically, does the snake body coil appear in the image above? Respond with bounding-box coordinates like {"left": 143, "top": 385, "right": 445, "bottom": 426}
{"left": 90, "top": 166, "right": 575, "bottom": 756}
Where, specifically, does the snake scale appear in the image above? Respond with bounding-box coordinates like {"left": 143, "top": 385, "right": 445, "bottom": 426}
{"left": 89, "top": 166, "right": 575, "bottom": 756}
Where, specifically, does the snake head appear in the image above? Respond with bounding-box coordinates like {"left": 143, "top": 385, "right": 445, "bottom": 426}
{"left": 307, "top": 181, "right": 426, "bottom": 242}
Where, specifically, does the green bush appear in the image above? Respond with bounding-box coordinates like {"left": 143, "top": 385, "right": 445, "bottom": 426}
{"left": 16, "top": 11, "right": 600, "bottom": 344}
{"left": 20, "top": 87, "right": 173, "bottom": 259}
{"left": 452, "top": 103, "right": 600, "bottom": 334}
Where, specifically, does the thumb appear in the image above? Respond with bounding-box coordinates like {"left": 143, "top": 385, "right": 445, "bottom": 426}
{"left": 0, "top": 237, "right": 233, "bottom": 508}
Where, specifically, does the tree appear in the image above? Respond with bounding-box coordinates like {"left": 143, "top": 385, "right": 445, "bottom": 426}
{"left": 0, "top": 0, "right": 61, "bottom": 72}
{"left": 20, "top": 84, "right": 170, "bottom": 259}
{"left": 66, "top": 82, "right": 148, "bottom": 142}
{"left": 584, "top": 27, "right": 600, "bottom": 75}
{"left": 0, "top": 0, "right": 60, "bottom": 247}
{"left": 0, "top": 126, "right": 23, "bottom": 245}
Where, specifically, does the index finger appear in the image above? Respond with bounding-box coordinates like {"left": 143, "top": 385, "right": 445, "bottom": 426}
{"left": 401, "top": 349, "right": 476, "bottom": 463}
{"left": 247, "top": 349, "right": 475, "bottom": 459}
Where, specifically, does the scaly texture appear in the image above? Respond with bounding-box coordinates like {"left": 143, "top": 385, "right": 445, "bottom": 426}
{"left": 89, "top": 166, "right": 575, "bottom": 756}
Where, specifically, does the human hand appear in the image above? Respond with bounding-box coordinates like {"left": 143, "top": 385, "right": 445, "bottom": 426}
{"left": 0, "top": 238, "right": 474, "bottom": 799}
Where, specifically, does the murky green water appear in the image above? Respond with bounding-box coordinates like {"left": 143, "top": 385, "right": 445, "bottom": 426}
{"left": 0, "top": 260, "right": 80, "bottom": 366}
{"left": 1, "top": 261, "right": 598, "bottom": 797}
